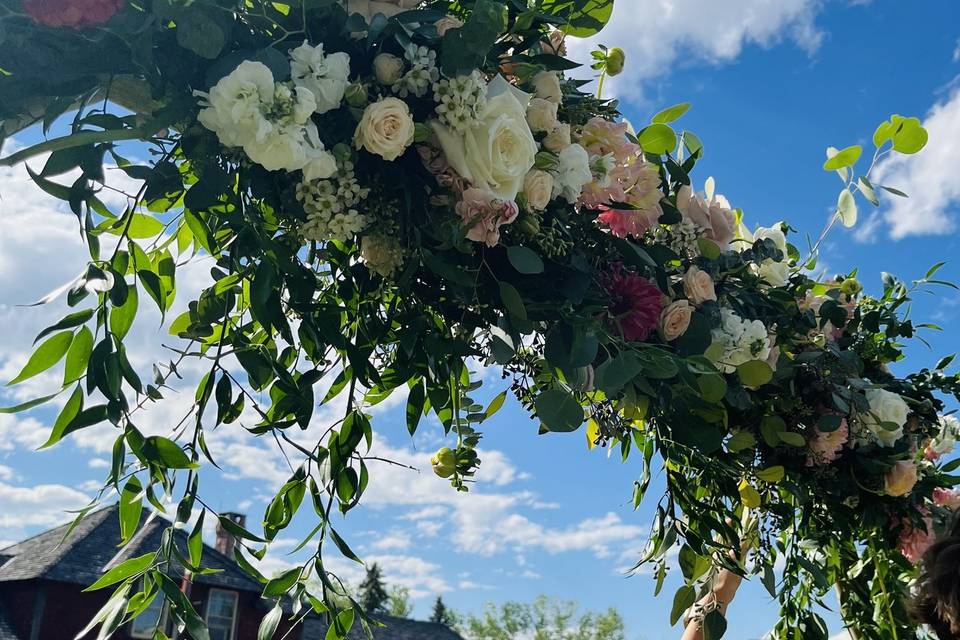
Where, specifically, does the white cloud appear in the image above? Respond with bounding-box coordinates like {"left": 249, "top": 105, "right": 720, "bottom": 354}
{"left": 0, "top": 480, "right": 88, "bottom": 529}
{"left": 365, "top": 553, "right": 451, "bottom": 599}
{"left": 954, "top": 39, "right": 960, "bottom": 62}
{"left": 567, "top": 0, "right": 824, "bottom": 102}
{"left": 859, "top": 84, "right": 960, "bottom": 240}
{"left": 370, "top": 531, "right": 412, "bottom": 552}
{"left": 0, "top": 465, "right": 15, "bottom": 481}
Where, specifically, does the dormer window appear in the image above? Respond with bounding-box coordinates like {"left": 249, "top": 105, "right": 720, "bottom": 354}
{"left": 205, "top": 589, "right": 238, "bottom": 640}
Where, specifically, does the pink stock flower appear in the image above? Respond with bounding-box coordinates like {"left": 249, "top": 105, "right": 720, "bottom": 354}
{"left": 600, "top": 265, "right": 663, "bottom": 342}
{"left": 23, "top": 0, "right": 124, "bottom": 27}
{"left": 897, "top": 510, "right": 934, "bottom": 564}
{"left": 455, "top": 188, "right": 519, "bottom": 248}
{"left": 933, "top": 487, "right": 960, "bottom": 511}
{"left": 806, "top": 418, "right": 849, "bottom": 466}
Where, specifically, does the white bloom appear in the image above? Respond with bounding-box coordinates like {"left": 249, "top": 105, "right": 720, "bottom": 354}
{"left": 552, "top": 143, "right": 591, "bottom": 204}
{"left": 531, "top": 71, "right": 562, "bottom": 104}
{"left": 709, "top": 308, "right": 771, "bottom": 373}
{"left": 354, "top": 97, "right": 415, "bottom": 161}
{"left": 346, "top": 0, "right": 419, "bottom": 20}
{"left": 197, "top": 61, "right": 275, "bottom": 147}
{"left": 290, "top": 41, "right": 351, "bottom": 115}
{"left": 523, "top": 169, "right": 554, "bottom": 211}
{"left": 431, "top": 78, "right": 538, "bottom": 201}
{"left": 373, "top": 53, "right": 404, "bottom": 85}
{"left": 542, "top": 123, "right": 572, "bottom": 153}
{"left": 739, "top": 222, "right": 790, "bottom": 286}
{"left": 526, "top": 97, "right": 558, "bottom": 133}
{"left": 930, "top": 415, "right": 960, "bottom": 457}
{"left": 860, "top": 388, "right": 909, "bottom": 447}
{"left": 361, "top": 234, "right": 406, "bottom": 277}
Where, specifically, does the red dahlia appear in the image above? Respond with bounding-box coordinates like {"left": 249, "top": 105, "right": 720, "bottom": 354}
{"left": 22, "top": 0, "right": 124, "bottom": 28}
{"left": 601, "top": 265, "right": 662, "bottom": 342}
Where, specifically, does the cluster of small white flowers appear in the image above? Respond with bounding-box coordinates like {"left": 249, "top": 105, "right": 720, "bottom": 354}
{"left": 361, "top": 233, "right": 406, "bottom": 277}
{"left": 651, "top": 219, "right": 701, "bottom": 258}
{"left": 432, "top": 70, "right": 487, "bottom": 133}
{"left": 394, "top": 44, "right": 439, "bottom": 98}
{"left": 709, "top": 308, "right": 771, "bottom": 373}
{"left": 298, "top": 160, "right": 371, "bottom": 243}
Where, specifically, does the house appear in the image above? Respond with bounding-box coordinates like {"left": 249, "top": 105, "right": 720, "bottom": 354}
{"left": 0, "top": 506, "right": 463, "bottom": 640}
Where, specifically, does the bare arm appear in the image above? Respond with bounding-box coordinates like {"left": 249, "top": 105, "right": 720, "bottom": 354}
{"left": 680, "top": 567, "right": 744, "bottom": 640}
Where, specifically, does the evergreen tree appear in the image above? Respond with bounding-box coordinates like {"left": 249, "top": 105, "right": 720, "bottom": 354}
{"left": 431, "top": 596, "right": 456, "bottom": 626}
{"left": 359, "top": 563, "right": 389, "bottom": 614}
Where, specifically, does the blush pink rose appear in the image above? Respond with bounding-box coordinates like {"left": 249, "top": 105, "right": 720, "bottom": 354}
{"left": 933, "top": 487, "right": 960, "bottom": 511}
{"left": 455, "top": 188, "right": 519, "bottom": 247}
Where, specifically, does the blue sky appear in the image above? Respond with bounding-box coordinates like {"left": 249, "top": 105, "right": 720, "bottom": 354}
{"left": 1, "top": 1, "right": 959, "bottom": 639}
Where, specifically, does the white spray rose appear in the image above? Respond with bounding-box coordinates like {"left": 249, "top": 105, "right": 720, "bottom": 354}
{"left": 542, "top": 123, "right": 572, "bottom": 153}
{"left": 861, "top": 388, "right": 909, "bottom": 447}
{"left": 531, "top": 70, "right": 562, "bottom": 104}
{"left": 354, "top": 97, "right": 416, "bottom": 161}
{"left": 552, "top": 143, "right": 591, "bottom": 204}
{"left": 289, "top": 41, "right": 351, "bottom": 114}
{"left": 431, "top": 77, "right": 538, "bottom": 201}
{"left": 373, "top": 53, "right": 404, "bottom": 85}
{"left": 526, "top": 97, "right": 558, "bottom": 133}
{"left": 523, "top": 169, "right": 554, "bottom": 211}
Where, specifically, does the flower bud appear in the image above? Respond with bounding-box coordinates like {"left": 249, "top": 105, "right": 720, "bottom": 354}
{"left": 516, "top": 213, "right": 541, "bottom": 236}
{"left": 840, "top": 277, "right": 862, "bottom": 297}
{"left": 606, "top": 48, "right": 626, "bottom": 76}
{"left": 344, "top": 82, "right": 369, "bottom": 108}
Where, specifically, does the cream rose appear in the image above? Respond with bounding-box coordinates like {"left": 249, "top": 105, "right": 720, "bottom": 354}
{"left": 531, "top": 70, "right": 562, "bottom": 104}
{"left": 884, "top": 461, "right": 919, "bottom": 497}
{"left": 682, "top": 265, "right": 717, "bottom": 306}
{"left": 523, "top": 169, "right": 554, "bottom": 211}
{"left": 354, "top": 97, "right": 415, "bottom": 161}
{"left": 434, "top": 15, "right": 463, "bottom": 36}
{"left": 660, "top": 300, "right": 693, "bottom": 341}
{"left": 373, "top": 53, "right": 404, "bottom": 85}
{"left": 431, "top": 78, "right": 538, "bottom": 201}
{"left": 526, "top": 97, "right": 558, "bottom": 133}
{"left": 861, "top": 388, "right": 910, "bottom": 447}
{"left": 543, "top": 123, "right": 572, "bottom": 153}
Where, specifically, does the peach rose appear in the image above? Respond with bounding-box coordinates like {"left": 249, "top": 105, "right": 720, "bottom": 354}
{"left": 682, "top": 265, "right": 716, "bottom": 306}
{"left": 659, "top": 300, "right": 693, "bottom": 341}
{"left": 884, "top": 461, "right": 919, "bottom": 497}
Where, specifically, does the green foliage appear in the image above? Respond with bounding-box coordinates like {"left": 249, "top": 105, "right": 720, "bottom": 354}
{"left": 459, "top": 595, "right": 625, "bottom": 640}
{"left": 359, "top": 564, "right": 389, "bottom": 615}
{"left": 387, "top": 586, "right": 413, "bottom": 618}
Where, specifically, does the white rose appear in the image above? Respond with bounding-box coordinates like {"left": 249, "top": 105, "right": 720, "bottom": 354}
{"left": 526, "top": 97, "right": 558, "bottom": 133}
{"left": 523, "top": 169, "right": 554, "bottom": 210}
{"left": 373, "top": 53, "right": 404, "bottom": 85}
{"left": 531, "top": 71, "right": 562, "bottom": 104}
{"left": 197, "top": 61, "right": 276, "bottom": 147}
{"left": 552, "top": 143, "right": 591, "bottom": 204}
{"left": 862, "top": 388, "right": 909, "bottom": 447}
{"left": 660, "top": 300, "right": 693, "bottom": 341}
{"left": 682, "top": 265, "right": 716, "bottom": 306}
{"left": 434, "top": 15, "right": 463, "bottom": 36}
{"left": 245, "top": 124, "right": 310, "bottom": 171}
{"left": 354, "top": 97, "right": 415, "bottom": 161}
{"left": 431, "top": 79, "right": 538, "bottom": 201}
{"left": 542, "top": 123, "right": 571, "bottom": 153}
{"left": 346, "top": 0, "right": 419, "bottom": 20}
{"left": 289, "top": 41, "right": 351, "bottom": 115}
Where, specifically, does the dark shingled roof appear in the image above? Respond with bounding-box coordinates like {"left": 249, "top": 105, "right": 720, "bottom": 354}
{"left": 0, "top": 505, "right": 261, "bottom": 592}
{"left": 0, "top": 506, "right": 464, "bottom": 640}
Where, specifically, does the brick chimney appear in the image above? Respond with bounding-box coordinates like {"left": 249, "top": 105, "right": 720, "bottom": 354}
{"left": 215, "top": 512, "right": 246, "bottom": 557}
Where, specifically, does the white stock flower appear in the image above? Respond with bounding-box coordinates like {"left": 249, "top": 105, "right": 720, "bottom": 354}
{"left": 290, "top": 41, "right": 351, "bottom": 115}
{"left": 552, "top": 143, "right": 592, "bottom": 204}
{"left": 431, "top": 77, "right": 538, "bottom": 201}
{"left": 709, "top": 308, "right": 771, "bottom": 373}
{"left": 346, "top": 0, "right": 419, "bottom": 20}
{"left": 354, "top": 97, "right": 416, "bottom": 161}
{"left": 860, "top": 388, "right": 909, "bottom": 447}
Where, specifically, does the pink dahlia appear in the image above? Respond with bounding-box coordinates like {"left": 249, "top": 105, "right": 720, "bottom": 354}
{"left": 600, "top": 266, "right": 662, "bottom": 342}
{"left": 805, "top": 418, "right": 849, "bottom": 466}
{"left": 23, "top": 0, "right": 124, "bottom": 27}
{"left": 897, "top": 511, "right": 934, "bottom": 563}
